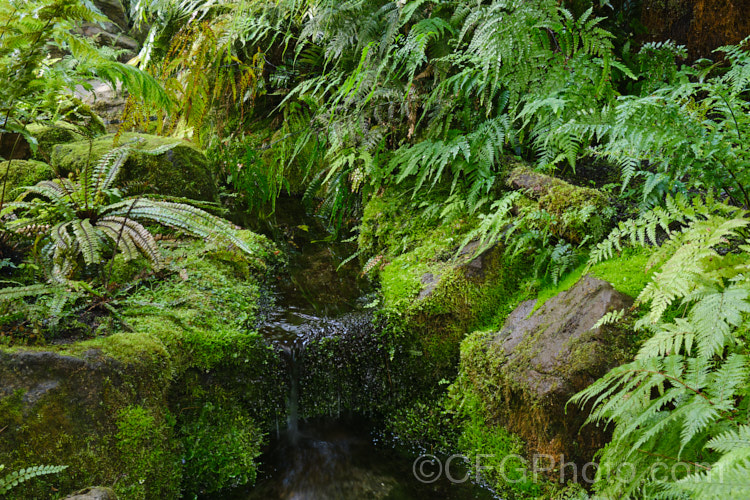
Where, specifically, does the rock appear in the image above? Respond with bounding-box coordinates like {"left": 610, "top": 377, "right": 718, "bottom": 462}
{"left": 507, "top": 165, "right": 611, "bottom": 243}
{"left": 51, "top": 132, "right": 219, "bottom": 201}
{"left": 93, "top": 0, "right": 130, "bottom": 33}
{"left": 75, "top": 81, "right": 128, "bottom": 132}
{"left": 461, "top": 275, "right": 633, "bottom": 467}
{"left": 417, "top": 272, "right": 440, "bottom": 300}
{"left": 27, "top": 123, "right": 87, "bottom": 162}
{"left": 80, "top": 24, "right": 139, "bottom": 61}
{"left": 64, "top": 486, "right": 118, "bottom": 500}
{"left": 641, "top": 0, "right": 750, "bottom": 60}
{"left": 0, "top": 160, "right": 55, "bottom": 202}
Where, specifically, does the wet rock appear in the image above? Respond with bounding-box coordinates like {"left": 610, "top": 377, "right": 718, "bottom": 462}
{"left": 461, "top": 275, "right": 633, "bottom": 467}
{"left": 64, "top": 486, "right": 118, "bottom": 500}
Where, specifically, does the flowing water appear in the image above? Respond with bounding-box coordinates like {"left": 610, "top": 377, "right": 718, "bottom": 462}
{"left": 228, "top": 198, "right": 497, "bottom": 500}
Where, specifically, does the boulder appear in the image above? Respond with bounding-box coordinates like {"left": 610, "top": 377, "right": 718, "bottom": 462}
{"left": 461, "top": 275, "right": 633, "bottom": 466}
{"left": 507, "top": 165, "right": 611, "bottom": 243}
{"left": 64, "top": 487, "right": 118, "bottom": 500}
{"left": 75, "top": 81, "right": 128, "bottom": 132}
{"left": 0, "top": 160, "right": 55, "bottom": 202}
{"left": 51, "top": 133, "right": 218, "bottom": 202}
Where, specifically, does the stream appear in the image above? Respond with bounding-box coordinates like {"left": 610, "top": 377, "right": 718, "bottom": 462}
{"left": 227, "top": 198, "right": 497, "bottom": 500}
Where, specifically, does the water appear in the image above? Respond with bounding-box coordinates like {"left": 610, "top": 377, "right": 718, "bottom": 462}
{"left": 231, "top": 418, "right": 498, "bottom": 500}
{"left": 229, "top": 197, "right": 496, "bottom": 499}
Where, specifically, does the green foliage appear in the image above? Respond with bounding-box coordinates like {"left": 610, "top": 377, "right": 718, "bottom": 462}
{"left": 446, "top": 335, "right": 540, "bottom": 498}
{"left": 457, "top": 190, "right": 597, "bottom": 285}
{"left": 0, "top": 0, "right": 170, "bottom": 159}
{"left": 543, "top": 36, "right": 750, "bottom": 207}
{"left": 180, "top": 401, "right": 263, "bottom": 497}
{"left": 571, "top": 197, "right": 750, "bottom": 498}
{"left": 115, "top": 406, "right": 181, "bottom": 500}
{"left": 0, "top": 464, "right": 67, "bottom": 496}
{"left": 1, "top": 140, "right": 254, "bottom": 283}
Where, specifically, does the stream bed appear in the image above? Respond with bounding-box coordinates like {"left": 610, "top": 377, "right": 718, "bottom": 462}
{"left": 227, "top": 198, "right": 497, "bottom": 500}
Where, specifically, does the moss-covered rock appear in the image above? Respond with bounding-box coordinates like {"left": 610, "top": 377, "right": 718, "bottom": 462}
{"left": 51, "top": 133, "right": 218, "bottom": 201}
{"left": 457, "top": 275, "right": 634, "bottom": 473}
{"left": 357, "top": 184, "right": 533, "bottom": 428}
{"left": 0, "top": 236, "right": 284, "bottom": 499}
{"left": 0, "top": 159, "right": 55, "bottom": 202}
{"left": 27, "top": 123, "right": 86, "bottom": 162}
{"left": 508, "top": 165, "right": 612, "bottom": 243}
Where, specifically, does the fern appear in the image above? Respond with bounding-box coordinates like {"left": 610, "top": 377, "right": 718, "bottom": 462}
{"left": 570, "top": 199, "right": 750, "bottom": 498}
{"left": 0, "top": 464, "right": 68, "bottom": 495}
{"left": 2, "top": 141, "right": 254, "bottom": 283}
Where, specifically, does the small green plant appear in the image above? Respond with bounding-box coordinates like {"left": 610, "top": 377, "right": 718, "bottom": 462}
{"left": 0, "top": 464, "right": 68, "bottom": 496}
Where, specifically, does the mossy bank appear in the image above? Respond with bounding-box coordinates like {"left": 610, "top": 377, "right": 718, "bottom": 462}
{"left": 0, "top": 234, "right": 286, "bottom": 499}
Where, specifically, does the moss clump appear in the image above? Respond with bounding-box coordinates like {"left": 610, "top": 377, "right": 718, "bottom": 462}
{"left": 27, "top": 123, "right": 85, "bottom": 162}
{"left": 449, "top": 385, "right": 541, "bottom": 499}
{"left": 534, "top": 247, "right": 655, "bottom": 311}
{"left": 115, "top": 406, "right": 181, "bottom": 500}
{"left": 179, "top": 399, "right": 263, "bottom": 497}
{"left": 51, "top": 132, "right": 218, "bottom": 201}
{"left": 0, "top": 160, "right": 54, "bottom": 201}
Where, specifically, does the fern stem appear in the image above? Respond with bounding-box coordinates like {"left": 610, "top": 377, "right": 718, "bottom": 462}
{"left": 103, "top": 198, "right": 140, "bottom": 290}
{"left": 719, "top": 159, "right": 750, "bottom": 209}
{"left": 0, "top": 133, "right": 23, "bottom": 211}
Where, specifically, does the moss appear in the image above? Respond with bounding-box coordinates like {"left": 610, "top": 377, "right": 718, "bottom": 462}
{"left": 26, "top": 123, "right": 85, "bottom": 162}
{"left": 533, "top": 247, "right": 655, "bottom": 311}
{"left": 590, "top": 247, "right": 654, "bottom": 298}
{"left": 449, "top": 387, "right": 541, "bottom": 499}
{"left": 357, "top": 183, "right": 535, "bottom": 434}
{"left": 179, "top": 399, "right": 263, "bottom": 496}
{"left": 115, "top": 406, "right": 181, "bottom": 500}
{"left": 0, "top": 389, "right": 24, "bottom": 425}
{"left": 0, "top": 234, "right": 282, "bottom": 498}
{"left": 50, "top": 133, "right": 218, "bottom": 201}
{"left": 0, "top": 160, "right": 54, "bottom": 202}
{"left": 508, "top": 165, "right": 612, "bottom": 243}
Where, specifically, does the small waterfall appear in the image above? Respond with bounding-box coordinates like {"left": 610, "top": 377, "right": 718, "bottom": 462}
{"left": 283, "top": 341, "right": 302, "bottom": 440}
{"left": 226, "top": 196, "right": 496, "bottom": 499}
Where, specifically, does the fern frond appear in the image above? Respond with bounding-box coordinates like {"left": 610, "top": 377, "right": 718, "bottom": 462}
{"left": 0, "top": 465, "right": 68, "bottom": 495}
